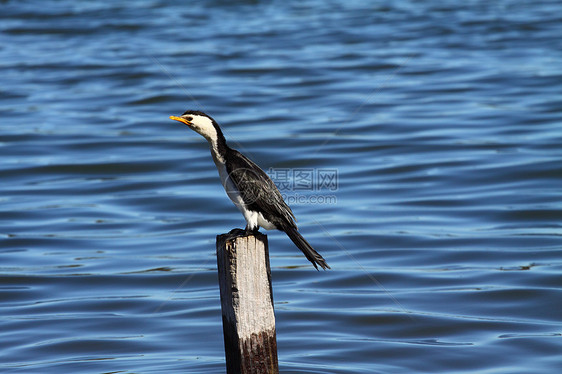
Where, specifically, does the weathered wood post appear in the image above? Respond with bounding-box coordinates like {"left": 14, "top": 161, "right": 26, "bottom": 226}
{"left": 216, "top": 229, "right": 279, "bottom": 374}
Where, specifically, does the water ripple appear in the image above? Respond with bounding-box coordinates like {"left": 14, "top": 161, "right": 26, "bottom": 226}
{"left": 1, "top": 1, "right": 561, "bottom": 373}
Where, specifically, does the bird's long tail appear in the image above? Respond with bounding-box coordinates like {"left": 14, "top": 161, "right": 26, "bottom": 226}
{"left": 284, "top": 226, "right": 330, "bottom": 270}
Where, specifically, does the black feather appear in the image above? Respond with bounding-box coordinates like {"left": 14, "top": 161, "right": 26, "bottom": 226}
{"left": 177, "top": 110, "right": 330, "bottom": 270}
{"left": 225, "top": 148, "right": 295, "bottom": 225}
{"left": 285, "top": 226, "right": 330, "bottom": 270}
{"left": 225, "top": 148, "right": 330, "bottom": 270}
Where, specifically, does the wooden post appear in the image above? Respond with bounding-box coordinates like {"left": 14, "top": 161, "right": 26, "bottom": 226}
{"left": 216, "top": 230, "right": 279, "bottom": 374}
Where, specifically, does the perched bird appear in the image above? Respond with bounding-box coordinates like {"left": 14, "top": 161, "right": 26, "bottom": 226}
{"left": 170, "top": 110, "right": 330, "bottom": 270}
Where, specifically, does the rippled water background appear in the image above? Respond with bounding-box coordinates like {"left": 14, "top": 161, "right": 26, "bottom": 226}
{"left": 2, "top": 1, "right": 561, "bottom": 373}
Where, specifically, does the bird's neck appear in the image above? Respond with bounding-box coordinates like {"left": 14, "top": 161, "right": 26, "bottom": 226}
{"left": 206, "top": 128, "right": 228, "bottom": 164}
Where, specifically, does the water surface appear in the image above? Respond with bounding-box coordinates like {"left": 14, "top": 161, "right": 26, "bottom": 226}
{"left": 1, "top": 1, "right": 561, "bottom": 373}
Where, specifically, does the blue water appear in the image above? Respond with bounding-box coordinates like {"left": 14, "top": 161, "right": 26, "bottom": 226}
{"left": 1, "top": 1, "right": 561, "bottom": 373}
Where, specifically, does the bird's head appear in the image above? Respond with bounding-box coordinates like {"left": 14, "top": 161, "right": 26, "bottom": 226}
{"left": 170, "top": 110, "right": 220, "bottom": 142}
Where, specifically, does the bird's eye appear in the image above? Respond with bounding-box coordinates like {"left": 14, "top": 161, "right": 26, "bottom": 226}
{"left": 186, "top": 117, "right": 193, "bottom": 121}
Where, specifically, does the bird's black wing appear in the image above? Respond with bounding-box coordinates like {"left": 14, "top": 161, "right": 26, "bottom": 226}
{"left": 225, "top": 148, "right": 296, "bottom": 227}
{"left": 225, "top": 147, "right": 330, "bottom": 270}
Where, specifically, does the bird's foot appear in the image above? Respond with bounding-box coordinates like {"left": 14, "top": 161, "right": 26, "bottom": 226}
{"left": 244, "top": 225, "right": 261, "bottom": 236}
{"left": 227, "top": 228, "right": 247, "bottom": 236}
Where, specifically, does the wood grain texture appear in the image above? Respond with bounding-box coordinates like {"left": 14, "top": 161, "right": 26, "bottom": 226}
{"left": 217, "top": 230, "right": 279, "bottom": 374}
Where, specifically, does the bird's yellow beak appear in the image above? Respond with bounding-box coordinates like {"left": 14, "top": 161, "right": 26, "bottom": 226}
{"left": 170, "top": 115, "right": 191, "bottom": 126}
